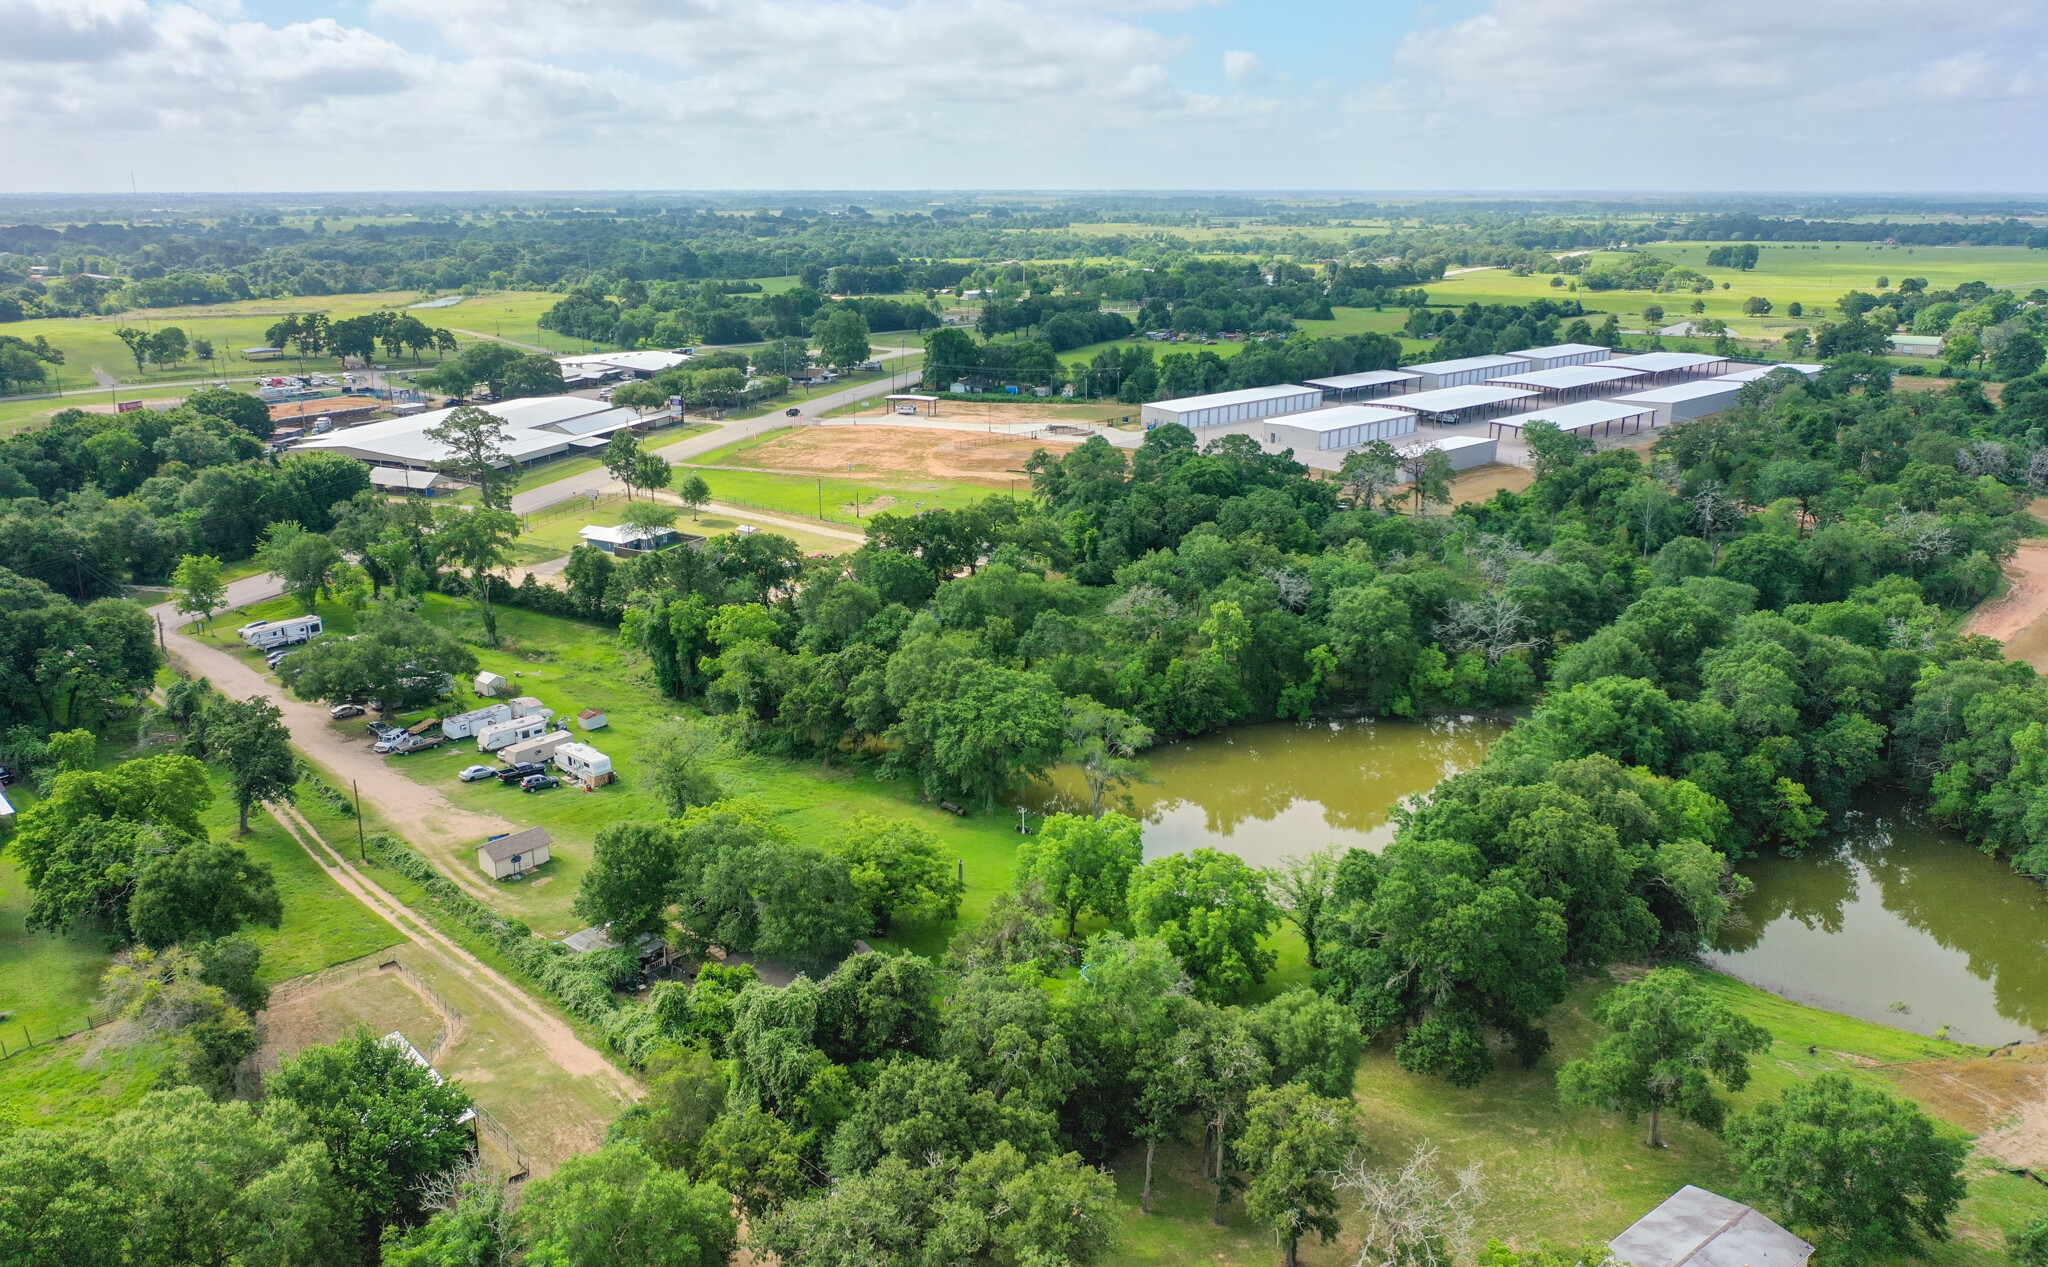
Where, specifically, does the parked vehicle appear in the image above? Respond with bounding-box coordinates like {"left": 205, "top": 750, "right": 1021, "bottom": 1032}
{"left": 521, "top": 774, "right": 559, "bottom": 792}
{"left": 785, "top": 406, "right": 801, "bottom": 416}
{"left": 239, "top": 615, "right": 323, "bottom": 650}
{"left": 329, "top": 703, "right": 365, "bottom": 719}
{"left": 458, "top": 765, "right": 498, "bottom": 782}
{"left": 267, "top": 650, "right": 294, "bottom": 669}
{"left": 377, "top": 733, "right": 445, "bottom": 756}
{"left": 0, "top": 764, "right": 14, "bottom": 785}
{"left": 368, "top": 722, "right": 404, "bottom": 741}
{"left": 495, "top": 762, "right": 548, "bottom": 784}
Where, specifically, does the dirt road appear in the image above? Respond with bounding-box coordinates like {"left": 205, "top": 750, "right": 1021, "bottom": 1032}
{"left": 1965, "top": 540, "right": 2048, "bottom": 672}
{"left": 267, "top": 801, "right": 637, "bottom": 1100}
{"left": 150, "top": 593, "right": 518, "bottom": 905}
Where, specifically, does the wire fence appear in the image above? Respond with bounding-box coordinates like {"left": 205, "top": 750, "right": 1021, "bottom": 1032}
{"left": 377, "top": 957, "right": 530, "bottom": 1178}
{"left": 471, "top": 1104, "right": 531, "bottom": 1180}
{"left": 379, "top": 958, "right": 464, "bottom": 1051}
{"left": 0, "top": 1010, "right": 112, "bottom": 1062}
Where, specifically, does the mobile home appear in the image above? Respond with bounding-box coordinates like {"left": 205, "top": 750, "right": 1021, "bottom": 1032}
{"left": 553, "top": 741, "right": 614, "bottom": 788}
{"left": 238, "top": 615, "right": 323, "bottom": 649}
{"left": 476, "top": 712, "right": 554, "bottom": 753}
{"left": 498, "top": 730, "right": 574, "bottom": 767}
{"left": 441, "top": 703, "right": 513, "bottom": 740}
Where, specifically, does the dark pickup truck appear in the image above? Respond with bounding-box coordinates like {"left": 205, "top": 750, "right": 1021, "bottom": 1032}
{"left": 495, "top": 762, "right": 548, "bottom": 784}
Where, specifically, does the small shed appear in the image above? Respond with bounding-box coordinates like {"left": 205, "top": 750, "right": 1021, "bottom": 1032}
{"left": 477, "top": 826, "right": 552, "bottom": 880}
{"left": 1611, "top": 1186, "right": 1812, "bottom": 1267}
{"left": 474, "top": 671, "right": 509, "bottom": 698}
{"left": 508, "top": 695, "right": 549, "bottom": 719}
{"left": 577, "top": 707, "right": 608, "bottom": 732}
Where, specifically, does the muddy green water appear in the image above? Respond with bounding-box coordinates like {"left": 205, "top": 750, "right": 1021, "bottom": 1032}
{"left": 1024, "top": 722, "right": 2048, "bottom": 1045}
{"left": 1018, "top": 716, "right": 1507, "bottom": 869}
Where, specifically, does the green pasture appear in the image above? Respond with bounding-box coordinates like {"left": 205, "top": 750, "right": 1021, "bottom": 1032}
{"left": 0, "top": 290, "right": 566, "bottom": 391}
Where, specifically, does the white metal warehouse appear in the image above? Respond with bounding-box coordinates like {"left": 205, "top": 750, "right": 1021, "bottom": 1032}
{"left": 1139, "top": 383, "right": 1323, "bottom": 431}
{"left": 1379, "top": 384, "right": 1540, "bottom": 426}
{"left": 1508, "top": 343, "right": 1613, "bottom": 371}
{"left": 1485, "top": 364, "right": 1645, "bottom": 400}
{"left": 1403, "top": 354, "right": 1536, "bottom": 390}
{"left": 1255, "top": 404, "right": 1417, "bottom": 453}
{"left": 1613, "top": 380, "right": 1747, "bottom": 427}
{"left": 1489, "top": 398, "right": 1660, "bottom": 440}
{"left": 1397, "top": 434, "right": 1499, "bottom": 472}
{"left": 292, "top": 396, "right": 651, "bottom": 472}
{"left": 1600, "top": 352, "right": 1732, "bottom": 385}
{"left": 1302, "top": 370, "right": 1422, "bottom": 402}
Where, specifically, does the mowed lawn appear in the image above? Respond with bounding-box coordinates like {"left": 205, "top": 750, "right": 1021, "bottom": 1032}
{"left": 684, "top": 432, "right": 1017, "bottom": 524}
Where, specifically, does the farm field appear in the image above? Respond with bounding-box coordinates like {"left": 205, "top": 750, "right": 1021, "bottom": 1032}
{"left": 511, "top": 497, "right": 855, "bottom": 562}
{"left": 0, "top": 290, "right": 565, "bottom": 393}
{"left": 683, "top": 427, "right": 1047, "bottom": 522}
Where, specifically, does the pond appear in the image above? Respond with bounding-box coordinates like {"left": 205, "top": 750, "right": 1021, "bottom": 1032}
{"left": 1708, "top": 801, "right": 2048, "bottom": 1046}
{"left": 1021, "top": 719, "right": 2048, "bottom": 1045}
{"left": 1017, "top": 715, "right": 1507, "bottom": 869}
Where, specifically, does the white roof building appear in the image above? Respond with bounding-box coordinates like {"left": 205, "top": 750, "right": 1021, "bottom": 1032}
{"left": 1714, "top": 363, "right": 1823, "bottom": 383}
{"left": 1613, "top": 379, "right": 1747, "bottom": 426}
{"left": 1600, "top": 351, "right": 1732, "bottom": 382}
{"left": 292, "top": 397, "right": 646, "bottom": 470}
{"left": 1378, "top": 384, "right": 1541, "bottom": 423}
{"left": 1397, "top": 434, "right": 1498, "bottom": 472}
{"left": 1489, "top": 398, "right": 1661, "bottom": 439}
{"left": 1611, "top": 1186, "right": 1812, "bottom": 1267}
{"left": 1139, "top": 383, "right": 1323, "bottom": 431}
{"left": 556, "top": 350, "right": 690, "bottom": 378}
{"left": 1509, "top": 343, "right": 1613, "bottom": 370}
{"left": 1303, "top": 370, "right": 1422, "bottom": 401}
{"left": 1486, "top": 364, "right": 1646, "bottom": 395}
{"left": 1404, "top": 354, "right": 1537, "bottom": 389}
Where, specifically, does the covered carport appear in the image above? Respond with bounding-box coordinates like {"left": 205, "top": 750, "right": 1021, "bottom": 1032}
{"left": 884, "top": 393, "right": 941, "bottom": 417}
{"left": 1490, "top": 398, "right": 1660, "bottom": 440}
{"left": 1378, "top": 384, "right": 1540, "bottom": 428}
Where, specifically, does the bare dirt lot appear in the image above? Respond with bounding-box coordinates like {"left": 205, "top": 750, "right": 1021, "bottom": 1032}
{"left": 1887, "top": 1044, "right": 2048, "bottom": 1169}
{"left": 1965, "top": 540, "right": 2048, "bottom": 672}
{"left": 833, "top": 398, "right": 1139, "bottom": 427}
{"left": 717, "top": 425, "right": 1078, "bottom": 485}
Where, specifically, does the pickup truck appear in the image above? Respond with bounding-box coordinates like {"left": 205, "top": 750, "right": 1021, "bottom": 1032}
{"left": 376, "top": 732, "right": 446, "bottom": 756}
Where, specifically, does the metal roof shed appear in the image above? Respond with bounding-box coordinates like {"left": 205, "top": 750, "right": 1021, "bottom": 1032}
{"left": 1485, "top": 364, "right": 1645, "bottom": 399}
{"left": 1378, "top": 384, "right": 1540, "bottom": 426}
{"left": 1613, "top": 379, "right": 1746, "bottom": 426}
{"left": 1403, "top": 354, "right": 1537, "bottom": 390}
{"left": 477, "top": 827, "right": 552, "bottom": 880}
{"left": 1610, "top": 1186, "right": 1812, "bottom": 1267}
{"left": 1396, "top": 434, "right": 1498, "bottom": 472}
{"left": 1600, "top": 352, "right": 1731, "bottom": 385}
{"left": 1508, "top": 342, "right": 1613, "bottom": 370}
{"left": 1139, "top": 383, "right": 1323, "bottom": 431}
{"left": 1714, "top": 362, "right": 1822, "bottom": 383}
{"left": 1302, "top": 370, "right": 1422, "bottom": 402}
{"left": 1259, "top": 404, "right": 1416, "bottom": 453}
{"left": 1490, "top": 398, "right": 1660, "bottom": 439}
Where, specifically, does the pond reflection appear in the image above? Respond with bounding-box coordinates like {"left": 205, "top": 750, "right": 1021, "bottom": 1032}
{"left": 1709, "top": 801, "right": 2048, "bottom": 1045}
{"left": 1017, "top": 716, "right": 1506, "bottom": 868}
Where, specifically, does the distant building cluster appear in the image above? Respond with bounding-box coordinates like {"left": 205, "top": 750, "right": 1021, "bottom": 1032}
{"left": 1139, "top": 343, "right": 1820, "bottom": 472}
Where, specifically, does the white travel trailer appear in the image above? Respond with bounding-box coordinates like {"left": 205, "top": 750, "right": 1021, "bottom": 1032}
{"left": 441, "top": 703, "right": 514, "bottom": 740}
{"left": 553, "top": 742, "right": 614, "bottom": 788}
{"left": 476, "top": 712, "right": 554, "bottom": 753}
{"left": 499, "top": 730, "right": 574, "bottom": 767}
{"left": 238, "top": 615, "right": 323, "bottom": 649}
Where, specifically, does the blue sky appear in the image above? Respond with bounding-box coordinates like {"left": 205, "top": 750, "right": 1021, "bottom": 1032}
{"left": 3, "top": 0, "right": 2043, "bottom": 193}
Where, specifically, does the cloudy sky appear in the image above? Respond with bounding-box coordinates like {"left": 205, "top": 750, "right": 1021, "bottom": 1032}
{"left": 4, "top": 0, "right": 2045, "bottom": 194}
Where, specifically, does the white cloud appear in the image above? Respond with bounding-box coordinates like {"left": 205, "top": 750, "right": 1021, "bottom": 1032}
{"left": 2, "top": 0, "right": 2046, "bottom": 191}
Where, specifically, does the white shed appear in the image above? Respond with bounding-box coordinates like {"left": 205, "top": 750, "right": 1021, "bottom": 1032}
{"left": 508, "top": 696, "right": 550, "bottom": 719}
{"left": 553, "top": 741, "right": 614, "bottom": 787}
{"left": 577, "top": 708, "right": 609, "bottom": 732}
{"left": 474, "top": 671, "right": 509, "bottom": 698}
{"left": 476, "top": 826, "right": 552, "bottom": 880}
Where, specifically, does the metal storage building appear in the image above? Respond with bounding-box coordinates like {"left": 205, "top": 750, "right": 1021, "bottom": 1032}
{"left": 1302, "top": 370, "right": 1422, "bottom": 402}
{"left": 1489, "top": 399, "right": 1660, "bottom": 440}
{"left": 1484, "top": 364, "right": 1645, "bottom": 400}
{"left": 1259, "top": 404, "right": 1417, "bottom": 453}
{"left": 1396, "top": 434, "right": 1499, "bottom": 472}
{"left": 1402, "top": 354, "right": 1536, "bottom": 390}
{"left": 1611, "top": 1186, "right": 1812, "bottom": 1267}
{"left": 1378, "top": 384, "right": 1540, "bottom": 426}
{"left": 1139, "top": 384, "right": 1323, "bottom": 431}
{"left": 1507, "top": 343, "right": 1613, "bottom": 371}
{"left": 1612, "top": 379, "right": 1747, "bottom": 427}
{"left": 1713, "top": 362, "right": 1822, "bottom": 383}
{"left": 1599, "top": 352, "right": 1731, "bottom": 385}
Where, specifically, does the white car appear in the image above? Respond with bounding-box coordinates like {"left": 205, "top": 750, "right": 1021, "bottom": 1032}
{"left": 329, "top": 703, "right": 365, "bottom": 719}
{"left": 458, "top": 765, "right": 498, "bottom": 782}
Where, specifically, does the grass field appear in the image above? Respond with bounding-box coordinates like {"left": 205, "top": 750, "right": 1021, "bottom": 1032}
{"left": 684, "top": 430, "right": 1026, "bottom": 522}
{"left": 0, "top": 290, "right": 569, "bottom": 395}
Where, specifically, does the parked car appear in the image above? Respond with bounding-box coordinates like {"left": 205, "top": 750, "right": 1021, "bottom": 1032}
{"left": 520, "top": 774, "right": 559, "bottom": 792}
{"left": 329, "top": 703, "right": 365, "bottom": 720}
{"left": 368, "top": 722, "right": 404, "bottom": 741}
{"left": 784, "top": 406, "right": 801, "bottom": 416}
{"left": 496, "top": 762, "right": 548, "bottom": 784}
{"left": 0, "top": 764, "right": 13, "bottom": 785}
{"left": 267, "top": 649, "right": 295, "bottom": 668}
{"left": 458, "top": 765, "right": 498, "bottom": 782}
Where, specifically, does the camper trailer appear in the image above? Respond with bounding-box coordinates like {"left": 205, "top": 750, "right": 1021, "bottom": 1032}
{"left": 238, "top": 615, "right": 323, "bottom": 650}
{"left": 498, "top": 730, "right": 574, "bottom": 767}
{"left": 553, "top": 742, "right": 614, "bottom": 788}
{"left": 441, "top": 703, "right": 514, "bottom": 740}
{"left": 476, "top": 712, "right": 554, "bottom": 753}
